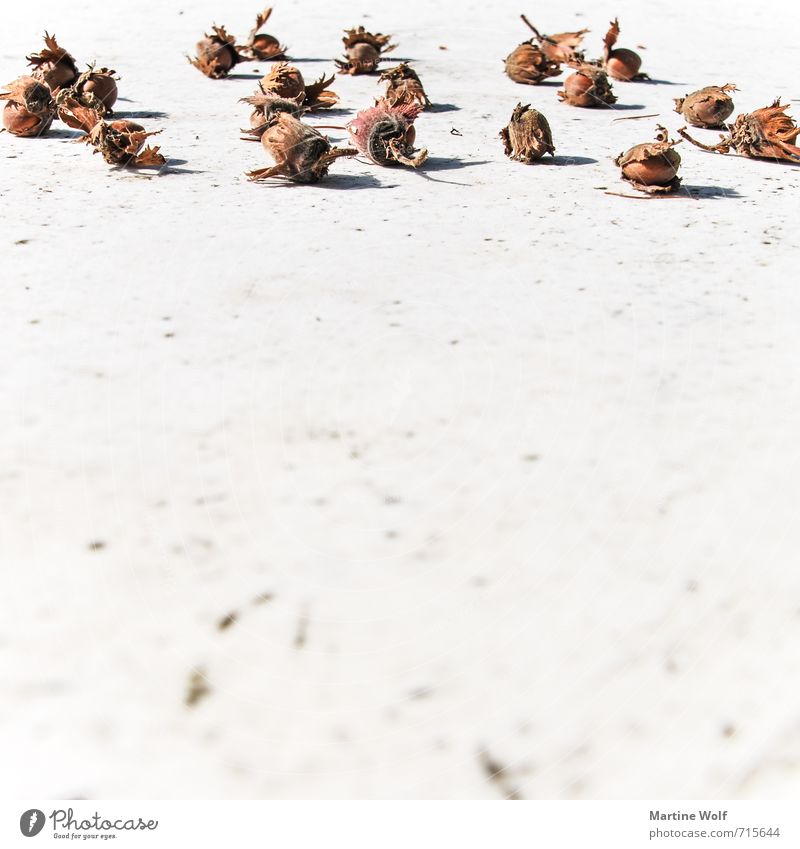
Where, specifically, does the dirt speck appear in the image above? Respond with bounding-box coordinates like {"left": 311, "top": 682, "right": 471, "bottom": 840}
{"left": 185, "top": 668, "right": 211, "bottom": 708}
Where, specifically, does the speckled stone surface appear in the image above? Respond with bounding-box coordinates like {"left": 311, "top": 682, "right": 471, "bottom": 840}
{"left": 2, "top": 0, "right": 799, "bottom": 799}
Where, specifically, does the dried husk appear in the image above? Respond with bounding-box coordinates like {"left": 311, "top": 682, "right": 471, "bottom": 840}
{"left": 57, "top": 99, "right": 165, "bottom": 167}
{"left": 557, "top": 65, "right": 616, "bottom": 107}
{"left": 239, "top": 7, "right": 287, "bottom": 60}
{"left": 348, "top": 101, "right": 427, "bottom": 168}
{"left": 379, "top": 64, "right": 431, "bottom": 109}
{"left": 241, "top": 89, "right": 304, "bottom": 133}
{"left": 615, "top": 126, "right": 682, "bottom": 194}
{"left": 0, "top": 76, "right": 55, "bottom": 137}
{"left": 259, "top": 64, "right": 338, "bottom": 110}
{"left": 674, "top": 84, "right": 736, "bottom": 129}
{"left": 246, "top": 113, "right": 356, "bottom": 183}
{"left": 56, "top": 64, "right": 119, "bottom": 115}
{"left": 519, "top": 16, "right": 588, "bottom": 64}
{"left": 26, "top": 32, "right": 80, "bottom": 90}
{"left": 190, "top": 26, "right": 247, "bottom": 79}
{"left": 336, "top": 28, "right": 396, "bottom": 75}
{"left": 678, "top": 100, "right": 800, "bottom": 163}
{"left": 505, "top": 41, "right": 561, "bottom": 85}
{"left": 500, "top": 103, "right": 555, "bottom": 163}
{"left": 602, "top": 19, "right": 647, "bottom": 81}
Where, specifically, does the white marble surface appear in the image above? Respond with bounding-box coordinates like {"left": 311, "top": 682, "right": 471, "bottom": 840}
{"left": 2, "top": 0, "right": 800, "bottom": 799}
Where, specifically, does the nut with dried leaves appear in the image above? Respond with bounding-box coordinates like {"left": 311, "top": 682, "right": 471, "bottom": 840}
{"left": 0, "top": 76, "right": 55, "bottom": 137}
{"left": 615, "top": 126, "right": 682, "bottom": 194}
{"left": 239, "top": 7, "right": 287, "bottom": 61}
{"left": 57, "top": 64, "right": 119, "bottom": 114}
{"left": 348, "top": 101, "right": 427, "bottom": 168}
{"left": 379, "top": 64, "right": 431, "bottom": 109}
{"left": 336, "top": 28, "right": 396, "bottom": 75}
{"left": 558, "top": 65, "right": 616, "bottom": 107}
{"left": 58, "top": 100, "right": 166, "bottom": 167}
{"left": 27, "top": 32, "right": 80, "bottom": 90}
{"left": 519, "top": 15, "right": 588, "bottom": 64}
{"left": 259, "top": 63, "right": 338, "bottom": 110}
{"left": 190, "top": 26, "right": 248, "bottom": 79}
{"left": 505, "top": 42, "right": 561, "bottom": 85}
{"left": 678, "top": 99, "right": 800, "bottom": 163}
{"left": 603, "top": 19, "right": 647, "bottom": 81}
{"left": 674, "top": 84, "right": 736, "bottom": 129}
{"left": 242, "top": 90, "right": 304, "bottom": 132}
{"left": 246, "top": 113, "right": 356, "bottom": 183}
{"left": 500, "top": 103, "right": 555, "bottom": 163}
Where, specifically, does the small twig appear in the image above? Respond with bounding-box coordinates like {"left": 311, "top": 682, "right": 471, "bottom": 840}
{"left": 612, "top": 113, "right": 659, "bottom": 122}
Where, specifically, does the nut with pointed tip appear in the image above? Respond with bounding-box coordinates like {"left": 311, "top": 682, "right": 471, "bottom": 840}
{"left": 27, "top": 32, "right": 79, "bottom": 90}
{"left": 336, "top": 28, "right": 396, "bottom": 75}
{"left": 0, "top": 76, "right": 55, "bottom": 137}
{"left": 379, "top": 63, "right": 431, "bottom": 109}
{"left": 678, "top": 100, "right": 800, "bottom": 163}
{"left": 239, "top": 7, "right": 287, "bottom": 61}
{"left": 674, "top": 84, "right": 736, "bottom": 129}
{"left": 558, "top": 65, "right": 616, "bottom": 107}
{"left": 190, "top": 25, "right": 248, "bottom": 79}
{"left": 246, "top": 113, "right": 356, "bottom": 183}
{"left": 500, "top": 103, "right": 555, "bottom": 163}
{"left": 615, "top": 126, "right": 682, "bottom": 194}
{"left": 348, "top": 101, "right": 428, "bottom": 168}
{"left": 603, "top": 19, "right": 648, "bottom": 81}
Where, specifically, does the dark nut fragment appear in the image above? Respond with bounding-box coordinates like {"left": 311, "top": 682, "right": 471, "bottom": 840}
{"left": 674, "top": 84, "right": 736, "bottom": 129}
{"left": 246, "top": 113, "right": 356, "bottom": 183}
{"left": 500, "top": 103, "right": 554, "bottom": 163}
{"left": 615, "top": 126, "right": 682, "bottom": 194}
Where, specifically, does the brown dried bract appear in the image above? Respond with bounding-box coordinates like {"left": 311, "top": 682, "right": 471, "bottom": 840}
{"left": 505, "top": 42, "right": 561, "bottom": 85}
{"left": 239, "top": 7, "right": 287, "bottom": 60}
{"left": 190, "top": 25, "right": 247, "bottom": 79}
{"left": 336, "top": 27, "right": 396, "bottom": 75}
{"left": 558, "top": 64, "right": 616, "bottom": 107}
{"left": 678, "top": 100, "right": 800, "bottom": 163}
{"left": 348, "top": 101, "right": 427, "bottom": 168}
{"left": 674, "top": 84, "right": 736, "bottom": 129}
{"left": 241, "top": 89, "right": 304, "bottom": 132}
{"left": 246, "top": 113, "right": 356, "bottom": 183}
{"left": 26, "top": 32, "right": 80, "bottom": 90}
{"left": 259, "top": 64, "right": 338, "bottom": 110}
{"left": 615, "top": 126, "right": 682, "bottom": 194}
{"left": 519, "top": 15, "right": 588, "bottom": 64}
{"left": 500, "top": 103, "right": 555, "bottom": 163}
{"left": 58, "top": 98, "right": 166, "bottom": 167}
{"left": 56, "top": 64, "right": 119, "bottom": 115}
{"left": 379, "top": 63, "right": 431, "bottom": 109}
{"left": 602, "top": 18, "right": 647, "bottom": 81}
{"left": 0, "top": 76, "right": 55, "bottom": 137}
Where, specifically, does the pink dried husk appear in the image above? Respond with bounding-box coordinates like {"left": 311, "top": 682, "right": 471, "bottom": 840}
{"left": 615, "top": 126, "right": 682, "bottom": 194}
{"left": 336, "top": 27, "right": 396, "bottom": 75}
{"left": 379, "top": 63, "right": 431, "bottom": 109}
{"left": 26, "top": 32, "right": 80, "bottom": 90}
{"left": 348, "top": 101, "right": 427, "bottom": 168}
{"left": 246, "top": 113, "right": 357, "bottom": 183}
{"left": 678, "top": 100, "right": 800, "bottom": 163}
{"left": 189, "top": 25, "right": 249, "bottom": 79}
{"left": 0, "top": 76, "right": 55, "bottom": 137}
{"left": 57, "top": 98, "right": 165, "bottom": 167}
{"left": 673, "top": 84, "right": 737, "bottom": 129}
{"left": 602, "top": 18, "right": 648, "bottom": 81}
{"left": 505, "top": 41, "right": 561, "bottom": 85}
{"left": 519, "top": 16, "right": 588, "bottom": 64}
{"left": 239, "top": 7, "right": 287, "bottom": 60}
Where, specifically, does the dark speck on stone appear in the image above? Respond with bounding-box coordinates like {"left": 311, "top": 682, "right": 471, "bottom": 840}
{"left": 218, "top": 612, "right": 238, "bottom": 631}
{"left": 88, "top": 541, "right": 106, "bottom": 552}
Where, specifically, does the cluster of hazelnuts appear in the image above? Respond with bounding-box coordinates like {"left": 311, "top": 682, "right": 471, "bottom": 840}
{"left": 0, "top": 32, "right": 165, "bottom": 167}
{"left": 501, "top": 14, "right": 800, "bottom": 194}
{"left": 189, "top": 9, "right": 433, "bottom": 183}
